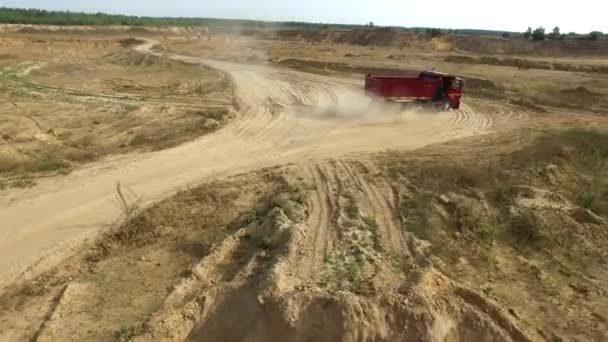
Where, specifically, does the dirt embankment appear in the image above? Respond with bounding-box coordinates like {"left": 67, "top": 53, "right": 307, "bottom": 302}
{"left": 276, "top": 27, "right": 403, "bottom": 47}
{"left": 451, "top": 35, "right": 608, "bottom": 57}
{"left": 0, "top": 24, "right": 210, "bottom": 36}
{"left": 2, "top": 129, "right": 608, "bottom": 341}
{"left": 0, "top": 162, "right": 537, "bottom": 342}
{"left": 273, "top": 27, "right": 608, "bottom": 57}
{"left": 445, "top": 55, "right": 608, "bottom": 74}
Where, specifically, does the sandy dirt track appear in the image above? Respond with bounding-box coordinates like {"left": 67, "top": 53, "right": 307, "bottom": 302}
{"left": 0, "top": 39, "right": 496, "bottom": 292}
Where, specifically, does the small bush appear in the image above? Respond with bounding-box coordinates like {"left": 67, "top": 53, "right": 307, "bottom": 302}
{"left": 117, "top": 323, "right": 144, "bottom": 342}
{"left": 487, "top": 182, "right": 518, "bottom": 208}
{"left": 272, "top": 193, "right": 302, "bottom": 222}
{"left": 345, "top": 200, "right": 360, "bottom": 220}
{"left": 458, "top": 205, "right": 496, "bottom": 242}
{"left": 1, "top": 148, "right": 72, "bottom": 175}
{"left": 400, "top": 193, "right": 433, "bottom": 239}
{"left": 92, "top": 182, "right": 157, "bottom": 252}
{"left": 270, "top": 183, "right": 309, "bottom": 222}
{"left": 259, "top": 228, "right": 283, "bottom": 250}
{"left": 577, "top": 184, "right": 608, "bottom": 217}
{"left": 509, "top": 210, "right": 545, "bottom": 246}
{"left": 32, "top": 149, "right": 70, "bottom": 173}
{"left": 361, "top": 216, "right": 382, "bottom": 251}
{"left": 362, "top": 216, "right": 379, "bottom": 230}
{"left": 345, "top": 254, "right": 364, "bottom": 291}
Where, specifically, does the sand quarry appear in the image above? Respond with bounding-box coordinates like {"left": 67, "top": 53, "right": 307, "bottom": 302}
{"left": 0, "top": 26, "right": 607, "bottom": 341}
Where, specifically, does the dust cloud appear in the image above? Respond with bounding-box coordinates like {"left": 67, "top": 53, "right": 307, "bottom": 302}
{"left": 306, "top": 86, "right": 435, "bottom": 124}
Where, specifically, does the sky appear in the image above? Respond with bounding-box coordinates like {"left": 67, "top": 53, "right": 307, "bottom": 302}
{"left": 2, "top": 0, "right": 606, "bottom": 33}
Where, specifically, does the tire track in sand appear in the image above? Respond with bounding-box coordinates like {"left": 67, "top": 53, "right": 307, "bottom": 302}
{"left": 293, "top": 164, "right": 335, "bottom": 281}
{"left": 339, "top": 160, "right": 405, "bottom": 255}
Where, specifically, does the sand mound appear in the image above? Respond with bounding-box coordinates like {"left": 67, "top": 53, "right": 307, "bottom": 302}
{"left": 167, "top": 269, "right": 529, "bottom": 342}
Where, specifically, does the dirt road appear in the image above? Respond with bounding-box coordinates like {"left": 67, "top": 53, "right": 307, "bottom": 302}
{"left": 0, "top": 39, "right": 495, "bottom": 292}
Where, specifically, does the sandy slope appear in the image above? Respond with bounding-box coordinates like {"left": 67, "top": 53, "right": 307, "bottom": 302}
{"left": 0, "top": 39, "right": 496, "bottom": 292}
{"left": 127, "top": 160, "right": 536, "bottom": 342}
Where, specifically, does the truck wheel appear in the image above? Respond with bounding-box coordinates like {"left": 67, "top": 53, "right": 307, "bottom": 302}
{"left": 441, "top": 101, "right": 451, "bottom": 111}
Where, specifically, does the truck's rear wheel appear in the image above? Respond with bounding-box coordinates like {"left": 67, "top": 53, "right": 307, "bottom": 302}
{"left": 434, "top": 101, "right": 451, "bottom": 111}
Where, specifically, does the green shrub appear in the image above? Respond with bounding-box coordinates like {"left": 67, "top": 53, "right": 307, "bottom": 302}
{"left": 510, "top": 210, "right": 545, "bottom": 246}
{"left": 577, "top": 185, "right": 608, "bottom": 217}
{"left": 117, "top": 323, "right": 144, "bottom": 342}
{"left": 400, "top": 193, "right": 433, "bottom": 239}
{"left": 459, "top": 205, "right": 496, "bottom": 242}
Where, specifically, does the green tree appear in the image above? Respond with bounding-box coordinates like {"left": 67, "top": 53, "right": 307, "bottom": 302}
{"left": 589, "top": 31, "right": 603, "bottom": 41}
{"left": 566, "top": 32, "right": 578, "bottom": 40}
{"left": 426, "top": 28, "right": 442, "bottom": 38}
{"left": 548, "top": 26, "right": 560, "bottom": 40}
{"left": 524, "top": 27, "right": 532, "bottom": 39}
{"left": 502, "top": 32, "right": 510, "bottom": 38}
{"left": 532, "top": 27, "right": 546, "bottom": 41}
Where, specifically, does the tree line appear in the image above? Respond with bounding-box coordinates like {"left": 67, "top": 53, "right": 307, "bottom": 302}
{"left": 523, "top": 26, "right": 604, "bottom": 41}
{"left": 0, "top": 7, "right": 361, "bottom": 29}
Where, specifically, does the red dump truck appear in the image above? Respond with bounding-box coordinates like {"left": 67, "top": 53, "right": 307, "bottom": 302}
{"left": 365, "top": 71, "right": 464, "bottom": 110}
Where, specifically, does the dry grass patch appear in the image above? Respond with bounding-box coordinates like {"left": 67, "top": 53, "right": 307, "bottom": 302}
{"left": 381, "top": 128, "right": 608, "bottom": 340}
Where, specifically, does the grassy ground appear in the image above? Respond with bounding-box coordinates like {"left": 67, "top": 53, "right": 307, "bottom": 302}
{"left": 384, "top": 128, "right": 608, "bottom": 249}
{"left": 380, "top": 128, "right": 608, "bottom": 340}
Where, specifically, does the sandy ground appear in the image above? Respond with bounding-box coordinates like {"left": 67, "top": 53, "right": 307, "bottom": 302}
{"left": 0, "top": 38, "right": 513, "bottom": 291}
{"left": 0, "top": 36, "right": 233, "bottom": 184}
{"left": 0, "top": 31, "right": 607, "bottom": 342}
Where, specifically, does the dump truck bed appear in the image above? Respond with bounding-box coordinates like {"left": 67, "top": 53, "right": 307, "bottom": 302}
{"left": 364, "top": 75, "right": 442, "bottom": 100}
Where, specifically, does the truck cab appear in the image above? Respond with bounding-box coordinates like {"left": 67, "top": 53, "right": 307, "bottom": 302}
{"left": 418, "top": 71, "right": 465, "bottom": 109}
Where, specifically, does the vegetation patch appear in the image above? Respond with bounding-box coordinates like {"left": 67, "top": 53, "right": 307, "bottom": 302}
{"left": 117, "top": 323, "right": 145, "bottom": 342}
{"left": 319, "top": 187, "right": 382, "bottom": 293}
{"left": 384, "top": 128, "right": 608, "bottom": 256}
{"left": 399, "top": 192, "right": 434, "bottom": 240}
{"left": 0, "top": 148, "right": 71, "bottom": 175}
{"left": 509, "top": 209, "right": 546, "bottom": 247}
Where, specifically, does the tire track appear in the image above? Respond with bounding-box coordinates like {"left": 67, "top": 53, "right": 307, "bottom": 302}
{"left": 339, "top": 160, "right": 404, "bottom": 255}
{"left": 293, "top": 164, "right": 335, "bottom": 281}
